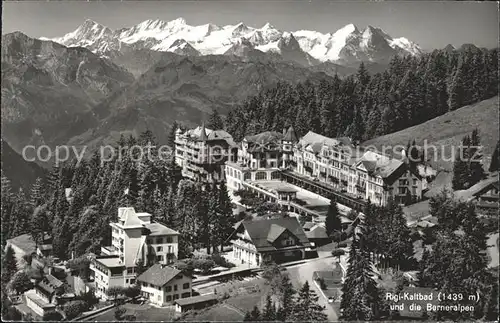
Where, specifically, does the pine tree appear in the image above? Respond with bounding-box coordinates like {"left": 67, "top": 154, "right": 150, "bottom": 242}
{"left": 277, "top": 274, "right": 296, "bottom": 321}
{"left": 452, "top": 135, "right": 471, "bottom": 190}
{"left": 2, "top": 246, "right": 18, "bottom": 286}
{"left": 213, "top": 181, "right": 235, "bottom": 251}
{"left": 447, "top": 65, "right": 465, "bottom": 111}
{"left": 29, "top": 177, "right": 45, "bottom": 208}
{"left": 341, "top": 231, "right": 381, "bottom": 320}
{"left": 167, "top": 121, "right": 179, "bottom": 148}
{"left": 467, "top": 128, "right": 485, "bottom": 185}
{"left": 293, "top": 281, "right": 328, "bottom": 321}
{"left": 243, "top": 311, "right": 252, "bottom": 321}
{"left": 261, "top": 294, "right": 276, "bottom": 321}
{"left": 325, "top": 198, "right": 341, "bottom": 237}
{"left": 1, "top": 174, "right": 14, "bottom": 245}
{"left": 489, "top": 140, "right": 499, "bottom": 172}
{"left": 207, "top": 109, "right": 224, "bottom": 130}
{"left": 249, "top": 305, "right": 261, "bottom": 321}
{"left": 344, "top": 107, "right": 364, "bottom": 144}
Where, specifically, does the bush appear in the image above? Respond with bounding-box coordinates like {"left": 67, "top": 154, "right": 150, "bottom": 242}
{"left": 8, "top": 271, "right": 33, "bottom": 294}
{"left": 43, "top": 311, "right": 63, "bottom": 321}
{"left": 76, "top": 289, "right": 99, "bottom": 309}
{"left": 107, "top": 286, "right": 127, "bottom": 303}
{"left": 337, "top": 242, "right": 348, "bottom": 248}
{"left": 330, "top": 231, "right": 342, "bottom": 243}
{"left": 210, "top": 254, "right": 236, "bottom": 268}
{"left": 331, "top": 249, "right": 345, "bottom": 259}
{"left": 124, "top": 284, "right": 141, "bottom": 298}
{"left": 64, "top": 300, "right": 88, "bottom": 319}
{"left": 192, "top": 258, "right": 216, "bottom": 274}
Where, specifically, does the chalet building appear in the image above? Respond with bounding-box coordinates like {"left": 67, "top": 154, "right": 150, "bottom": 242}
{"left": 227, "top": 217, "right": 313, "bottom": 266}
{"left": 175, "top": 124, "right": 238, "bottom": 182}
{"left": 460, "top": 177, "right": 499, "bottom": 216}
{"left": 24, "top": 274, "right": 64, "bottom": 317}
{"left": 352, "top": 150, "right": 426, "bottom": 206}
{"left": 225, "top": 127, "right": 298, "bottom": 192}
{"left": 136, "top": 264, "right": 192, "bottom": 307}
{"left": 302, "top": 222, "right": 330, "bottom": 247}
{"left": 90, "top": 207, "right": 179, "bottom": 300}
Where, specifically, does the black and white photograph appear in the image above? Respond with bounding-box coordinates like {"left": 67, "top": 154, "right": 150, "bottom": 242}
{"left": 1, "top": 0, "right": 498, "bottom": 321}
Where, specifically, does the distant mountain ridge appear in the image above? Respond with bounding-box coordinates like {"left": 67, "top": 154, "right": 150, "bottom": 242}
{"left": 42, "top": 18, "right": 422, "bottom": 66}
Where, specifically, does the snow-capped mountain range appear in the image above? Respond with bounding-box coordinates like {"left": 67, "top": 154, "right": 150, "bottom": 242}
{"left": 42, "top": 18, "right": 422, "bottom": 66}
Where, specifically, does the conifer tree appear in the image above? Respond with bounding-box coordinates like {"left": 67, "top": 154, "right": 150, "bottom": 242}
{"left": 452, "top": 135, "right": 471, "bottom": 190}
{"left": 1, "top": 174, "right": 14, "bottom": 245}
{"left": 467, "top": 128, "right": 485, "bottom": 185}
{"left": 489, "top": 140, "right": 499, "bottom": 172}
{"left": 207, "top": 109, "right": 224, "bottom": 130}
{"left": 293, "top": 281, "right": 328, "bottom": 321}
{"left": 447, "top": 65, "right": 465, "bottom": 111}
{"left": 325, "top": 198, "right": 341, "bottom": 237}
{"left": 341, "top": 229, "right": 381, "bottom": 320}
{"left": 249, "top": 305, "right": 261, "bottom": 321}
{"left": 2, "top": 246, "right": 18, "bottom": 286}
{"left": 29, "top": 177, "right": 45, "bottom": 208}
{"left": 167, "top": 121, "right": 179, "bottom": 148}
{"left": 261, "top": 294, "right": 276, "bottom": 321}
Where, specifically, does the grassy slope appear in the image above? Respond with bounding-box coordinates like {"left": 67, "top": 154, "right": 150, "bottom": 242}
{"left": 362, "top": 96, "right": 499, "bottom": 171}
{"left": 362, "top": 97, "right": 499, "bottom": 195}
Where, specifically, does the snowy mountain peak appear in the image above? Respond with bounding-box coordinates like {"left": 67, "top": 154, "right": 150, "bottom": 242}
{"left": 338, "top": 23, "right": 359, "bottom": 35}
{"left": 262, "top": 22, "right": 275, "bottom": 30}
{"left": 167, "top": 17, "right": 188, "bottom": 28}
{"left": 45, "top": 18, "right": 422, "bottom": 66}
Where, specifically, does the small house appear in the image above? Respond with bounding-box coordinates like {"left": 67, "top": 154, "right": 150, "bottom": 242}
{"left": 137, "top": 264, "right": 192, "bottom": 307}
{"left": 174, "top": 293, "right": 218, "bottom": 313}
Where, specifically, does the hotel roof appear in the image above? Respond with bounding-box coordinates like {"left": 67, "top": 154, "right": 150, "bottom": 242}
{"left": 144, "top": 223, "right": 180, "bottom": 236}
{"left": 236, "top": 217, "right": 312, "bottom": 252}
{"left": 95, "top": 256, "right": 124, "bottom": 268}
{"left": 184, "top": 126, "right": 237, "bottom": 146}
{"left": 357, "top": 150, "right": 404, "bottom": 179}
{"left": 137, "top": 264, "right": 182, "bottom": 287}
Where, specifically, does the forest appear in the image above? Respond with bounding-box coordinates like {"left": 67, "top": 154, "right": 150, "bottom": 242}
{"left": 224, "top": 47, "right": 498, "bottom": 143}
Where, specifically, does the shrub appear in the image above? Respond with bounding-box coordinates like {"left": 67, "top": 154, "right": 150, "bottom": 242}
{"left": 192, "top": 258, "right": 216, "bottom": 274}
{"left": 64, "top": 300, "right": 88, "bottom": 319}
{"left": 76, "top": 289, "right": 99, "bottom": 309}
{"left": 107, "top": 286, "right": 127, "bottom": 303}
{"left": 8, "top": 271, "right": 33, "bottom": 294}
{"left": 210, "top": 253, "right": 236, "bottom": 268}
{"left": 43, "top": 311, "right": 63, "bottom": 321}
{"left": 330, "top": 231, "right": 342, "bottom": 243}
{"left": 124, "top": 284, "right": 141, "bottom": 299}
{"left": 331, "top": 249, "right": 345, "bottom": 260}
{"left": 337, "top": 242, "right": 348, "bottom": 248}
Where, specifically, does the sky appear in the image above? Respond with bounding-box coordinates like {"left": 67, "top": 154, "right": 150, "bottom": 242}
{"left": 2, "top": 1, "right": 498, "bottom": 50}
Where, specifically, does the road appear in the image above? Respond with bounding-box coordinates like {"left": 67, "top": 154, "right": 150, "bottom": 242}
{"left": 286, "top": 252, "right": 339, "bottom": 321}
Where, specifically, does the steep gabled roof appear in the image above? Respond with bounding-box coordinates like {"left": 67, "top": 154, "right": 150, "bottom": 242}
{"left": 357, "top": 150, "right": 404, "bottom": 179}
{"left": 240, "top": 217, "right": 312, "bottom": 252}
{"left": 137, "top": 264, "right": 182, "bottom": 287}
{"left": 266, "top": 224, "right": 287, "bottom": 243}
{"left": 199, "top": 122, "right": 208, "bottom": 141}
{"left": 283, "top": 126, "right": 298, "bottom": 143}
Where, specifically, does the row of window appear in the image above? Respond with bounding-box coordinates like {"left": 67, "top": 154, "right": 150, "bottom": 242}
{"left": 142, "top": 282, "right": 190, "bottom": 291}
{"left": 147, "top": 236, "right": 174, "bottom": 244}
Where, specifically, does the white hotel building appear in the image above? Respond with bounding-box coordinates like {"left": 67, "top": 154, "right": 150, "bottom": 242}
{"left": 90, "top": 207, "right": 180, "bottom": 299}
